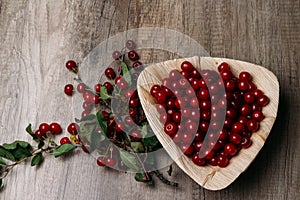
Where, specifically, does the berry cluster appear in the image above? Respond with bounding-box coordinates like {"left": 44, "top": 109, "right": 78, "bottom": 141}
{"left": 61, "top": 41, "right": 162, "bottom": 172}
{"left": 150, "top": 61, "right": 269, "bottom": 168}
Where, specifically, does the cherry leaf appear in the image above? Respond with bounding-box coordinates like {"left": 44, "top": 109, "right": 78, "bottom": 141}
{"left": 31, "top": 153, "right": 43, "bottom": 166}
{"left": 53, "top": 144, "right": 76, "bottom": 157}
{"left": 121, "top": 61, "right": 132, "bottom": 86}
{"left": 96, "top": 111, "right": 107, "bottom": 134}
{"left": 0, "top": 157, "right": 6, "bottom": 166}
{"left": 119, "top": 150, "right": 141, "bottom": 172}
{"left": 0, "top": 147, "right": 15, "bottom": 161}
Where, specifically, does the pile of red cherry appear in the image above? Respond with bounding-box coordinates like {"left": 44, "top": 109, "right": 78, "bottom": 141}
{"left": 150, "top": 61, "right": 269, "bottom": 168}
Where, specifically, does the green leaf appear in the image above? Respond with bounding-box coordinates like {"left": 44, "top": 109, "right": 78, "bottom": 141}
{"left": 131, "top": 142, "right": 145, "bottom": 153}
{"left": 140, "top": 125, "right": 147, "bottom": 137}
{"left": 167, "top": 165, "right": 173, "bottom": 176}
{"left": 96, "top": 111, "right": 107, "bottom": 134}
{"left": 26, "top": 124, "right": 39, "bottom": 142}
{"left": 10, "top": 144, "right": 32, "bottom": 161}
{"left": 53, "top": 144, "right": 76, "bottom": 157}
{"left": 100, "top": 86, "right": 111, "bottom": 100}
{"left": 121, "top": 62, "right": 132, "bottom": 86}
{"left": 119, "top": 150, "right": 141, "bottom": 172}
{"left": 0, "top": 147, "right": 15, "bottom": 161}
{"left": 134, "top": 173, "right": 153, "bottom": 185}
{"left": 0, "top": 157, "right": 6, "bottom": 166}
{"left": 143, "top": 135, "right": 161, "bottom": 151}
{"left": 38, "top": 141, "right": 45, "bottom": 149}
{"left": 31, "top": 153, "right": 43, "bottom": 166}
{"left": 89, "top": 131, "right": 105, "bottom": 152}
{"left": 2, "top": 141, "right": 31, "bottom": 150}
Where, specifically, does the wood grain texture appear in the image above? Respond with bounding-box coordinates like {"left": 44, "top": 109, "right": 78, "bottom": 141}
{"left": 137, "top": 56, "right": 279, "bottom": 190}
{"left": 0, "top": 0, "right": 299, "bottom": 199}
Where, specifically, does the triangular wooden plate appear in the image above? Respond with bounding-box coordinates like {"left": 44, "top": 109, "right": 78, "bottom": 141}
{"left": 137, "top": 56, "right": 279, "bottom": 190}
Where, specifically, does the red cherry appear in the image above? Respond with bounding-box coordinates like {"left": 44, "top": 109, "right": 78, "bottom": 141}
{"left": 35, "top": 130, "right": 45, "bottom": 138}
{"left": 66, "top": 60, "right": 78, "bottom": 73}
{"left": 217, "top": 62, "right": 230, "bottom": 72}
{"left": 67, "top": 123, "right": 79, "bottom": 135}
{"left": 252, "top": 111, "right": 265, "bottom": 122}
{"left": 231, "top": 122, "right": 245, "bottom": 133}
{"left": 128, "top": 50, "right": 139, "bottom": 61}
{"left": 97, "top": 157, "right": 106, "bottom": 167}
{"left": 105, "top": 67, "right": 116, "bottom": 79}
{"left": 126, "top": 40, "right": 136, "bottom": 50}
{"left": 239, "top": 71, "right": 252, "bottom": 82}
{"left": 217, "top": 154, "right": 229, "bottom": 167}
{"left": 181, "top": 61, "right": 194, "bottom": 72}
{"left": 77, "top": 83, "right": 86, "bottom": 93}
{"left": 60, "top": 137, "right": 71, "bottom": 145}
{"left": 115, "top": 123, "right": 124, "bottom": 133}
{"left": 244, "top": 92, "right": 255, "bottom": 104}
{"left": 83, "top": 92, "right": 93, "bottom": 103}
{"left": 258, "top": 95, "right": 269, "bottom": 106}
{"left": 155, "top": 91, "right": 167, "bottom": 104}
{"left": 241, "top": 137, "right": 252, "bottom": 148}
{"left": 197, "top": 89, "right": 210, "bottom": 100}
{"left": 133, "top": 61, "right": 142, "bottom": 68}
{"left": 220, "top": 70, "right": 233, "bottom": 81}
{"left": 247, "top": 119, "right": 259, "bottom": 132}
{"left": 224, "top": 143, "right": 237, "bottom": 156}
{"left": 225, "top": 80, "right": 236, "bottom": 92}
{"left": 240, "top": 104, "right": 252, "bottom": 116}
{"left": 64, "top": 84, "right": 74, "bottom": 96}
{"left": 238, "top": 81, "right": 249, "bottom": 91}
{"left": 94, "top": 84, "right": 101, "bottom": 93}
{"left": 192, "top": 153, "right": 206, "bottom": 166}
{"left": 112, "top": 50, "right": 121, "bottom": 60}
{"left": 106, "top": 158, "right": 116, "bottom": 166}
{"left": 164, "top": 122, "right": 178, "bottom": 135}
{"left": 229, "top": 132, "right": 242, "bottom": 144}
{"left": 103, "top": 82, "right": 114, "bottom": 93}
{"left": 115, "top": 77, "right": 128, "bottom": 89}
{"left": 50, "top": 123, "right": 62, "bottom": 134}
{"left": 129, "top": 98, "right": 139, "bottom": 107}
{"left": 253, "top": 89, "right": 264, "bottom": 97}
{"left": 131, "top": 131, "right": 142, "bottom": 141}
{"left": 39, "top": 123, "right": 51, "bottom": 135}
{"left": 181, "top": 145, "right": 194, "bottom": 156}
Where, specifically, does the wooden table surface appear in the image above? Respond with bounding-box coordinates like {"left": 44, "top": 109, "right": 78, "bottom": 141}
{"left": 0, "top": 0, "right": 299, "bottom": 199}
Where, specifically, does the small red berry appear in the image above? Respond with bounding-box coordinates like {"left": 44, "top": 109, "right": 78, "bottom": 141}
{"left": 60, "top": 137, "right": 71, "bottom": 145}
{"left": 50, "top": 123, "right": 62, "bottom": 134}
{"left": 66, "top": 60, "right": 78, "bottom": 73}
{"left": 217, "top": 62, "right": 230, "bottom": 72}
{"left": 35, "top": 130, "right": 45, "bottom": 138}
{"left": 64, "top": 84, "right": 74, "bottom": 96}
{"left": 77, "top": 83, "right": 86, "bottom": 93}
{"left": 105, "top": 67, "right": 116, "bottom": 79}
{"left": 247, "top": 119, "right": 259, "bottom": 132}
{"left": 103, "top": 82, "right": 114, "bottom": 93}
{"left": 126, "top": 40, "right": 136, "bottom": 50}
{"left": 164, "top": 122, "right": 178, "bottom": 135}
{"left": 224, "top": 143, "right": 237, "bottom": 156}
{"left": 128, "top": 50, "right": 139, "bottom": 61}
{"left": 97, "top": 157, "right": 106, "bottom": 167}
{"left": 39, "top": 123, "right": 51, "bottom": 135}
{"left": 67, "top": 123, "right": 79, "bottom": 135}
{"left": 181, "top": 61, "right": 194, "bottom": 72}
{"left": 106, "top": 158, "right": 116, "bottom": 166}
{"left": 217, "top": 154, "right": 229, "bottom": 167}
{"left": 94, "top": 84, "right": 101, "bottom": 93}
{"left": 239, "top": 71, "right": 252, "bottom": 82}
